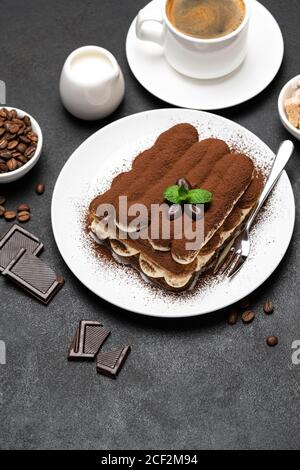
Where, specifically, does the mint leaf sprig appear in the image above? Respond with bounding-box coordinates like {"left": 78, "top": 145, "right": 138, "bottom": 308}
{"left": 163, "top": 185, "right": 212, "bottom": 205}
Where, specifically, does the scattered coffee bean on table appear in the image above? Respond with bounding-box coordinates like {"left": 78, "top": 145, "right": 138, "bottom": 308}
{"left": 17, "top": 203, "right": 30, "bottom": 213}
{"left": 0, "top": 195, "right": 6, "bottom": 205}
{"left": 239, "top": 297, "right": 251, "bottom": 309}
{"left": 242, "top": 310, "right": 255, "bottom": 324}
{"left": 17, "top": 211, "right": 30, "bottom": 223}
{"left": 263, "top": 299, "right": 274, "bottom": 314}
{"left": 0, "top": 205, "right": 5, "bottom": 217}
{"left": 266, "top": 336, "right": 278, "bottom": 347}
{"left": 35, "top": 183, "right": 45, "bottom": 195}
{"left": 4, "top": 210, "right": 16, "bottom": 221}
{"left": 0, "top": 108, "right": 38, "bottom": 173}
{"left": 227, "top": 309, "right": 238, "bottom": 325}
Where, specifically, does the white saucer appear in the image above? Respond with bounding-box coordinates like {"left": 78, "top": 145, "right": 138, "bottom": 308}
{"left": 52, "top": 109, "right": 295, "bottom": 318}
{"left": 126, "top": 0, "right": 284, "bottom": 110}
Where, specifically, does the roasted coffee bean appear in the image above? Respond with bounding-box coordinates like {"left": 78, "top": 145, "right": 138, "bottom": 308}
{"left": 11, "top": 152, "right": 22, "bottom": 158}
{"left": 19, "top": 135, "right": 31, "bottom": 145}
{"left": 0, "top": 150, "right": 11, "bottom": 159}
{"left": 0, "top": 151, "right": 10, "bottom": 160}
{"left": 0, "top": 128, "right": 5, "bottom": 137}
{"left": 4, "top": 122, "right": 14, "bottom": 132}
{"left": 185, "top": 203, "right": 203, "bottom": 221}
{"left": 176, "top": 177, "right": 191, "bottom": 191}
{"left": 23, "top": 115, "right": 31, "bottom": 126}
{"left": 168, "top": 204, "right": 182, "bottom": 221}
{"left": 28, "top": 131, "right": 38, "bottom": 143}
{"left": 18, "top": 203, "right": 30, "bottom": 213}
{"left": 0, "top": 108, "right": 7, "bottom": 118}
{"left": 17, "top": 211, "right": 31, "bottom": 223}
{"left": 12, "top": 118, "right": 23, "bottom": 125}
{"left": 227, "top": 309, "right": 238, "bottom": 325}
{"left": 7, "top": 110, "right": 15, "bottom": 120}
{"left": 4, "top": 132, "right": 16, "bottom": 141}
{"left": 24, "top": 145, "right": 36, "bottom": 158}
{"left": 0, "top": 195, "right": 6, "bottom": 205}
{"left": 0, "top": 138, "right": 7, "bottom": 149}
{"left": 266, "top": 336, "right": 278, "bottom": 347}
{"left": 16, "top": 155, "right": 28, "bottom": 164}
{"left": 4, "top": 210, "right": 16, "bottom": 221}
{"left": 17, "top": 125, "right": 25, "bottom": 136}
{"left": 10, "top": 109, "right": 17, "bottom": 119}
{"left": 16, "top": 161, "right": 23, "bottom": 169}
{"left": 239, "top": 297, "right": 251, "bottom": 309}
{"left": 7, "top": 158, "right": 18, "bottom": 171}
{"left": 263, "top": 299, "right": 274, "bottom": 314}
{"left": 17, "top": 143, "right": 27, "bottom": 153}
{"left": 35, "top": 183, "right": 45, "bottom": 195}
{"left": 7, "top": 123, "right": 20, "bottom": 134}
{"left": 242, "top": 310, "right": 255, "bottom": 324}
{"left": 7, "top": 140, "right": 18, "bottom": 150}
{"left": 0, "top": 205, "right": 5, "bottom": 216}
{"left": 0, "top": 163, "right": 8, "bottom": 173}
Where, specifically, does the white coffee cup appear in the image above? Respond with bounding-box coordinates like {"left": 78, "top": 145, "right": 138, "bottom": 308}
{"left": 136, "top": 0, "right": 250, "bottom": 79}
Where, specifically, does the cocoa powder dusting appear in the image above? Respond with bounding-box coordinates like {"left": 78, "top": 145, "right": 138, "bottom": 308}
{"left": 171, "top": 151, "right": 254, "bottom": 259}
{"left": 89, "top": 123, "right": 198, "bottom": 218}
{"left": 237, "top": 171, "right": 265, "bottom": 209}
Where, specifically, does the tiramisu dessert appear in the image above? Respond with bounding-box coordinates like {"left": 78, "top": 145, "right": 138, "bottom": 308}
{"left": 88, "top": 124, "right": 264, "bottom": 292}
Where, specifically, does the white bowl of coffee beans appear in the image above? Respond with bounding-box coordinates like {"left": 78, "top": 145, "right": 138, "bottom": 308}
{"left": 0, "top": 107, "right": 43, "bottom": 183}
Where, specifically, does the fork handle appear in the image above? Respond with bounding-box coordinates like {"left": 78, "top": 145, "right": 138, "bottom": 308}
{"left": 246, "top": 140, "right": 294, "bottom": 231}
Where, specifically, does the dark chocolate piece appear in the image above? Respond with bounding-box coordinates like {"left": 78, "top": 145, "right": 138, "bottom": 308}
{"left": 0, "top": 224, "right": 43, "bottom": 272}
{"left": 68, "top": 320, "right": 111, "bottom": 361}
{"left": 2, "top": 248, "right": 64, "bottom": 304}
{"left": 96, "top": 346, "right": 131, "bottom": 378}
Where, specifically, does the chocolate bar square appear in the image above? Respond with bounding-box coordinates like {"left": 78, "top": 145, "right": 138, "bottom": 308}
{"left": 96, "top": 346, "right": 131, "bottom": 378}
{"left": 0, "top": 224, "right": 43, "bottom": 272}
{"left": 68, "top": 320, "right": 111, "bottom": 361}
{"left": 2, "top": 248, "right": 64, "bottom": 304}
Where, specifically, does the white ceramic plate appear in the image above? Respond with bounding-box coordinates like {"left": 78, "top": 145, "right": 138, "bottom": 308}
{"left": 51, "top": 109, "right": 295, "bottom": 318}
{"left": 126, "top": 0, "right": 284, "bottom": 110}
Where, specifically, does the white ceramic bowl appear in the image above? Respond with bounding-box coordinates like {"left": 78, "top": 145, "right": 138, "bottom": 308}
{"left": 278, "top": 74, "right": 300, "bottom": 141}
{"left": 0, "top": 106, "right": 43, "bottom": 183}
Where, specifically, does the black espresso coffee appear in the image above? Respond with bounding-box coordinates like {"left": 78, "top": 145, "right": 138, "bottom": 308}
{"left": 166, "top": 0, "right": 246, "bottom": 39}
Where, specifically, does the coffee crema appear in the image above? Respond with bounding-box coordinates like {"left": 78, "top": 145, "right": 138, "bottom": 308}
{"left": 166, "top": 0, "right": 246, "bottom": 40}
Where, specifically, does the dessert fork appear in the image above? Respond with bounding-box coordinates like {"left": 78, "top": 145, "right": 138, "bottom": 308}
{"left": 214, "top": 140, "right": 294, "bottom": 278}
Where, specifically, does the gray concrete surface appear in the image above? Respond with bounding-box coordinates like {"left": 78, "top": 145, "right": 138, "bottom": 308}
{"left": 0, "top": 0, "right": 299, "bottom": 450}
